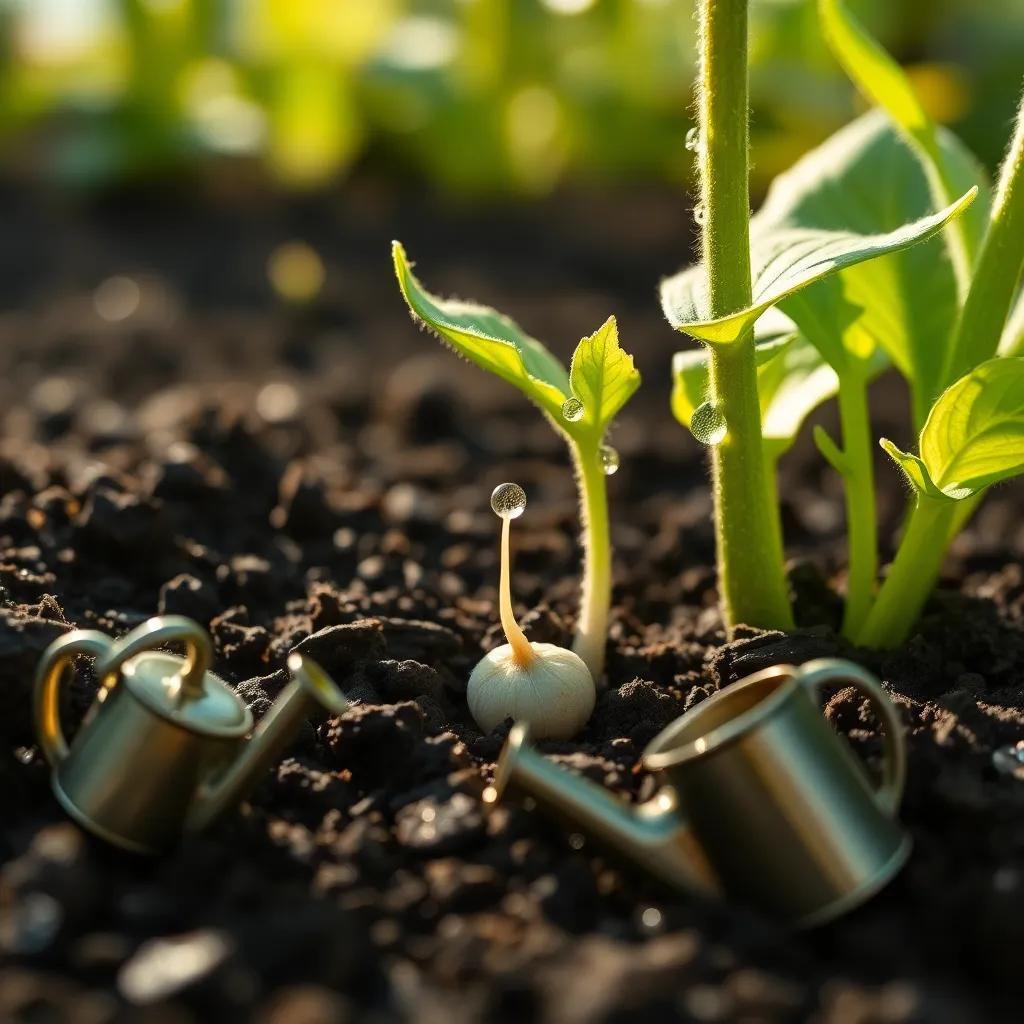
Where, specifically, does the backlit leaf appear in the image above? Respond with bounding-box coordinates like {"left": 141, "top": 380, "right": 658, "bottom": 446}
{"left": 568, "top": 317, "right": 641, "bottom": 438}
{"left": 393, "top": 241, "right": 570, "bottom": 421}
{"left": 882, "top": 357, "right": 1024, "bottom": 500}
{"left": 660, "top": 186, "right": 976, "bottom": 346}
{"left": 761, "top": 111, "right": 988, "bottom": 420}
{"left": 817, "top": 0, "right": 980, "bottom": 284}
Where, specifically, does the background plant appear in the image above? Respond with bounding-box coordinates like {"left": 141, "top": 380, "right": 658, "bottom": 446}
{"left": 392, "top": 242, "right": 639, "bottom": 681}
{"left": 2, "top": 0, "right": 1022, "bottom": 194}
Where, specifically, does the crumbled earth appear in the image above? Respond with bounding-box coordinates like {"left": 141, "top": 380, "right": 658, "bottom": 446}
{"left": 1, "top": 181, "right": 1023, "bottom": 1023}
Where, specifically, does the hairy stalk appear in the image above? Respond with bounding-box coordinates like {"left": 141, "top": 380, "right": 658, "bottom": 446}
{"left": 944, "top": 91, "right": 1024, "bottom": 385}
{"left": 698, "top": 0, "right": 793, "bottom": 631}
{"left": 837, "top": 371, "right": 877, "bottom": 637}
{"left": 570, "top": 440, "right": 611, "bottom": 682}
{"left": 857, "top": 498, "right": 955, "bottom": 648}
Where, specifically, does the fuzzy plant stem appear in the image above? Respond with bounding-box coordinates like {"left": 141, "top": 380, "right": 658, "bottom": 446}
{"left": 698, "top": 0, "right": 793, "bottom": 631}
{"left": 857, "top": 497, "right": 954, "bottom": 648}
{"left": 570, "top": 440, "right": 611, "bottom": 682}
{"left": 837, "top": 372, "right": 878, "bottom": 637}
{"left": 944, "top": 90, "right": 1024, "bottom": 386}
{"left": 499, "top": 515, "right": 536, "bottom": 668}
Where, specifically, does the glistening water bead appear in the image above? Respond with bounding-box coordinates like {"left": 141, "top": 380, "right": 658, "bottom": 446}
{"left": 490, "top": 482, "right": 527, "bottom": 520}
{"left": 599, "top": 444, "right": 620, "bottom": 475}
{"left": 685, "top": 126, "right": 701, "bottom": 152}
{"left": 561, "top": 396, "right": 585, "bottom": 422}
{"left": 691, "top": 401, "right": 728, "bottom": 446}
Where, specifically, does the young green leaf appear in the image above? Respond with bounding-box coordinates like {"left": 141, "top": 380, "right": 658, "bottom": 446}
{"left": 660, "top": 186, "right": 977, "bottom": 346}
{"left": 567, "top": 316, "right": 641, "bottom": 440}
{"left": 753, "top": 111, "right": 987, "bottom": 418}
{"left": 392, "top": 241, "right": 569, "bottom": 421}
{"left": 817, "top": 0, "right": 977, "bottom": 289}
{"left": 391, "top": 241, "right": 639, "bottom": 684}
{"left": 881, "top": 357, "right": 1024, "bottom": 500}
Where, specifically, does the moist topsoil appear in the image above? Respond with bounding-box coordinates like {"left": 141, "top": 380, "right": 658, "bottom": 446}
{"left": 0, "top": 178, "right": 1022, "bottom": 1024}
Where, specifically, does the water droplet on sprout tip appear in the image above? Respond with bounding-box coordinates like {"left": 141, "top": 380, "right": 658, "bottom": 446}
{"left": 685, "top": 127, "right": 701, "bottom": 152}
{"left": 599, "top": 445, "right": 620, "bottom": 475}
{"left": 693, "top": 203, "right": 707, "bottom": 226}
{"left": 491, "top": 482, "right": 527, "bottom": 519}
{"left": 561, "top": 396, "right": 584, "bottom": 422}
{"left": 691, "top": 401, "right": 727, "bottom": 446}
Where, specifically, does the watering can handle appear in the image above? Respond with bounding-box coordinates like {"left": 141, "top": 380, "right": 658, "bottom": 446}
{"left": 797, "top": 658, "right": 907, "bottom": 816}
{"left": 94, "top": 616, "right": 212, "bottom": 699}
{"left": 34, "top": 631, "right": 116, "bottom": 765}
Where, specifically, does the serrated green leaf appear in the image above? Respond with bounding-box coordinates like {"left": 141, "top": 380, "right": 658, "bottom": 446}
{"left": 917, "top": 357, "right": 1024, "bottom": 498}
{"left": 660, "top": 185, "right": 977, "bottom": 346}
{"left": 568, "top": 316, "right": 640, "bottom": 438}
{"left": 392, "top": 241, "right": 570, "bottom": 420}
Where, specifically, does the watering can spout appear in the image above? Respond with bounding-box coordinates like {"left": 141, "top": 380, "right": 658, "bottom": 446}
{"left": 187, "top": 653, "right": 348, "bottom": 833}
{"left": 490, "top": 723, "right": 719, "bottom": 898}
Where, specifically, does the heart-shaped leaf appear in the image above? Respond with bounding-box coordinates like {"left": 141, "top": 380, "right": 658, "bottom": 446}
{"left": 393, "top": 241, "right": 570, "bottom": 420}
{"left": 568, "top": 316, "right": 640, "bottom": 439}
{"left": 660, "top": 186, "right": 977, "bottom": 347}
{"left": 882, "top": 357, "right": 1024, "bottom": 500}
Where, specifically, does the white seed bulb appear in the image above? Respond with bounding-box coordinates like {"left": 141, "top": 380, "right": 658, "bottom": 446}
{"left": 468, "top": 643, "right": 595, "bottom": 740}
{"left": 468, "top": 482, "right": 596, "bottom": 740}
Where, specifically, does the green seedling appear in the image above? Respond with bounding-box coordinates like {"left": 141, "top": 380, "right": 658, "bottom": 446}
{"left": 467, "top": 483, "right": 595, "bottom": 740}
{"left": 392, "top": 242, "right": 639, "bottom": 681}
{"left": 662, "top": 0, "right": 1024, "bottom": 647}
{"left": 660, "top": 0, "right": 977, "bottom": 636}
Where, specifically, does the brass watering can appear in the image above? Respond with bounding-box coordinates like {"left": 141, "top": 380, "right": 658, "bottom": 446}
{"left": 491, "top": 658, "right": 910, "bottom": 927}
{"left": 34, "top": 615, "right": 348, "bottom": 854}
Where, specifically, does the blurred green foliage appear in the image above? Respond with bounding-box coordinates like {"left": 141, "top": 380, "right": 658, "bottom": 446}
{"left": 0, "top": 0, "right": 1021, "bottom": 194}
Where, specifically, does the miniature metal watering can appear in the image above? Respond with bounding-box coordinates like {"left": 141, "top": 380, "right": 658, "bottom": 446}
{"left": 34, "top": 615, "right": 348, "bottom": 854}
{"left": 492, "top": 658, "right": 910, "bottom": 927}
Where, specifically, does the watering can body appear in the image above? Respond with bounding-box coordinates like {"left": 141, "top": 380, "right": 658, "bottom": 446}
{"left": 35, "top": 616, "right": 347, "bottom": 854}
{"left": 493, "top": 659, "right": 910, "bottom": 927}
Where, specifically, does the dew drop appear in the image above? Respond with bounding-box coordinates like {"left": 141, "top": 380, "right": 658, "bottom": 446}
{"left": 993, "top": 742, "right": 1024, "bottom": 779}
{"left": 685, "top": 126, "right": 701, "bottom": 152}
{"left": 693, "top": 203, "right": 707, "bottom": 226}
{"left": 690, "top": 401, "right": 727, "bottom": 446}
{"left": 599, "top": 444, "right": 620, "bottom": 475}
{"left": 490, "top": 482, "right": 527, "bottom": 519}
{"left": 561, "top": 396, "right": 584, "bottom": 422}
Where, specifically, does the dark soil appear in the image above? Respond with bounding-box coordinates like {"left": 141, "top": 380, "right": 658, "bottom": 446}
{"left": 1, "top": 178, "right": 1022, "bottom": 1024}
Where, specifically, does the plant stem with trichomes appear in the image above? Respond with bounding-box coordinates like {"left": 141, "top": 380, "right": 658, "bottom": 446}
{"left": 857, "top": 497, "right": 954, "bottom": 648}
{"left": 836, "top": 368, "right": 877, "bottom": 637}
{"left": 943, "top": 91, "right": 1024, "bottom": 386}
{"left": 569, "top": 438, "right": 612, "bottom": 682}
{"left": 698, "top": 0, "right": 793, "bottom": 631}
